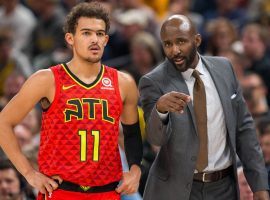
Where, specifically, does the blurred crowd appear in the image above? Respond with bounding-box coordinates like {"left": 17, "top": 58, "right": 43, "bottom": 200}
{"left": 1, "top": 0, "right": 270, "bottom": 199}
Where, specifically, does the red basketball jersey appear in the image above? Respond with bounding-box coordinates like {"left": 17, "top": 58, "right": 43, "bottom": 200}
{"left": 38, "top": 64, "right": 123, "bottom": 186}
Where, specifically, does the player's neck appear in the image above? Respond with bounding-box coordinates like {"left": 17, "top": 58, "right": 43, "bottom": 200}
{"left": 66, "top": 59, "right": 102, "bottom": 84}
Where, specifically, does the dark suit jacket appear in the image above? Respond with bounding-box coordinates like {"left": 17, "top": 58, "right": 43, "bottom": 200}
{"left": 138, "top": 56, "right": 269, "bottom": 200}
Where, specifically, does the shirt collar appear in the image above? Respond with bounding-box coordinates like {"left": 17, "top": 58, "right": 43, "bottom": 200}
{"left": 181, "top": 55, "right": 204, "bottom": 81}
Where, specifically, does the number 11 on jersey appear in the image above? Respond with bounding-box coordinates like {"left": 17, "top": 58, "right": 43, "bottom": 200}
{"left": 78, "top": 130, "right": 100, "bottom": 162}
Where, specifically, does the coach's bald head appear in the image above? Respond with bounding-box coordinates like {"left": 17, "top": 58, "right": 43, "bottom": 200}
{"left": 160, "top": 15, "right": 201, "bottom": 72}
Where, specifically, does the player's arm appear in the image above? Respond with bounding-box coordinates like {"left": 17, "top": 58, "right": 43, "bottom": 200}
{"left": 116, "top": 71, "right": 143, "bottom": 195}
{"left": 0, "top": 70, "right": 60, "bottom": 194}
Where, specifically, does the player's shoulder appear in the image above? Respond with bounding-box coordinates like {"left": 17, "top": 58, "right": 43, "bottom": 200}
{"left": 30, "top": 69, "right": 54, "bottom": 82}
{"left": 117, "top": 70, "right": 138, "bottom": 100}
{"left": 24, "top": 69, "right": 55, "bottom": 91}
{"left": 117, "top": 70, "right": 136, "bottom": 86}
{"left": 17, "top": 68, "right": 55, "bottom": 99}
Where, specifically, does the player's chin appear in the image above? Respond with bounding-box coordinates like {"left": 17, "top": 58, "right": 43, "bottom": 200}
{"left": 86, "top": 57, "right": 101, "bottom": 63}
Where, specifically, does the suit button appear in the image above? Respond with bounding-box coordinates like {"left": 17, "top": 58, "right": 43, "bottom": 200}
{"left": 186, "top": 183, "right": 191, "bottom": 190}
{"left": 191, "top": 156, "right": 196, "bottom": 161}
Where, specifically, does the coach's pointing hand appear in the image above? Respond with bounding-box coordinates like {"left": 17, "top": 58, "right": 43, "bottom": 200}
{"left": 156, "top": 91, "right": 191, "bottom": 114}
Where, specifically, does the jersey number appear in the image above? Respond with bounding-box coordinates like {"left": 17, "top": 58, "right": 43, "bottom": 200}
{"left": 78, "top": 130, "right": 100, "bottom": 162}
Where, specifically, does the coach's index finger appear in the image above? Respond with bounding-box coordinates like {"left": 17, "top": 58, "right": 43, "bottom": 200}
{"left": 171, "top": 91, "right": 191, "bottom": 103}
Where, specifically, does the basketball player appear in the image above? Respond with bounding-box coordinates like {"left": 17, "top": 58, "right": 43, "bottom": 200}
{"left": 0, "top": 2, "right": 143, "bottom": 200}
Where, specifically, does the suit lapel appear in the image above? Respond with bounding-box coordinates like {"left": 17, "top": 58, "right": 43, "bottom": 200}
{"left": 201, "top": 57, "right": 233, "bottom": 135}
{"left": 165, "top": 59, "right": 197, "bottom": 132}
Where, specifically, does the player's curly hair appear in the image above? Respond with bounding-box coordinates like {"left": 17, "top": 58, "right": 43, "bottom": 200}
{"left": 63, "top": 2, "right": 110, "bottom": 34}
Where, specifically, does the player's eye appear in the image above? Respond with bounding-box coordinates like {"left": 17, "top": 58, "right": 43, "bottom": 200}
{"left": 82, "top": 31, "right": 91, "bottom": 36}
{"left": 97, "top": 32, "right": 105, "bottom": 37}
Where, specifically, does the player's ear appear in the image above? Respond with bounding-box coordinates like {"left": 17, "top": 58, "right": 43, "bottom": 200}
{"left": 103, "top": 34, "right": 109, "bottom": 47}
{"left": 65, "top": 33, "right": 74, "bottom": 46}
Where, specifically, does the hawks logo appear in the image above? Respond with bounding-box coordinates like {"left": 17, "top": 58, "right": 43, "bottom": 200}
{"left": 102, "top": 77, "right": 112, "bottom": 87}
{"left": 101, "top": 77, "right": 114, "bottom": 90}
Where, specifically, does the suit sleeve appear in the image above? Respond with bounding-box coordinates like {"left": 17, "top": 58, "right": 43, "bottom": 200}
{"left": 229, "top": 62, "right": 269, "bottom": 192}
{"left": 139, "top": 75, "right": 172, "bottom": 146}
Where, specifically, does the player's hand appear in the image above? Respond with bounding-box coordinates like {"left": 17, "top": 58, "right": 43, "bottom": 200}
{"left": 156, "top": 91, "right": 191, "bottom": 114}
{"left": 115, "top": 165, "right": 141, "bottom": 195}
{"left": 254, "top": 191, "right": 270, "bottom": 200}
{"left": 24, "top": 170, "right": 61, "bottom": 194}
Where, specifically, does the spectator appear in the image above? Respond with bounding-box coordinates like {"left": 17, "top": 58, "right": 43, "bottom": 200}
{"left": 218, "top": 49, "right": 247, "bottom": 80}
{"left": 241, "top": 23, "right": 270, "bottom": 105}
{"left": 21, "top": 108, "right": 41, "bottom": 148}
{"left": 112, "top": 31, "right": 163, "bottom": 85}
{"left": 0, "top": 71, "right": 26, "bottom": 106}
{"left": 115, "top": 9, "right": 149, "bottom": 43}
{"left": 0, "top": 29, "right": 31, "bottom": 96}
{"left": 28, "top": 0, "right": 66, "bottom": 61}
{"left": 240, "top": 72, "right": 269, "bottom": 118}
{"left": 0, "top": 159, "right": 35, "bottom": 200}
{"left": 129, "top": 32, "right": 162, "bottom": 83}
{"left": 204, "top": 0, "right": 248, "bottom": 30}
{"left": 94, "top": 0, "right": 130, "bottom": 60}
{"left": 114, "top": 0, "right": 158, "bottom": 36}
{"left": 21, "top": 108, "right": 41, "bottom": 137}
{"left": 205, "top": 17, "right": 238, "bottom": 56}
{"left": 14, "top": 124, "right": 35, "bottom": 152}
{"left": 105, "top": 11, "right": 154, "bottom": 70}
{"left": 0, "top": 0, "right": 37, "bottom": 53}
